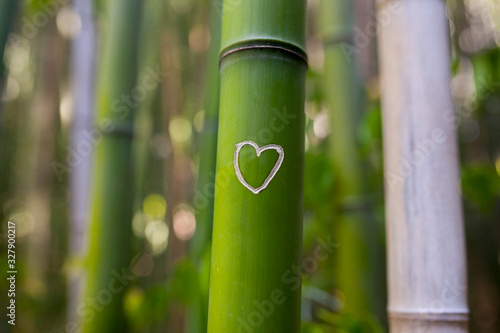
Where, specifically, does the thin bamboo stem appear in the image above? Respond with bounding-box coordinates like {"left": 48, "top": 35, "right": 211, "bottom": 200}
{"left": 26, "top": 19, "right": 64, "bottom": 332}
{"left": 190, "top": 0, "right": 222, "bottom": 264}
{"left": 320, "top": 0, "right": 381, "bottom": 322}
{"left": 0, "top": 0, "right": 18, "bottom": 94}
{"left": 188, "top": 1, "right": 222, "bottom": 332}
{"left": 82, "top": 0, "right": 143, "bottom": 331}
{"left": 68, "top": 0, "right": 96, "bottom": 323}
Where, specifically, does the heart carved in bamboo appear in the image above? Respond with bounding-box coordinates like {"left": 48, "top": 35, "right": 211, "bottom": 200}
{"left": 234, "top": 140, "right": 284, "bottom": 194}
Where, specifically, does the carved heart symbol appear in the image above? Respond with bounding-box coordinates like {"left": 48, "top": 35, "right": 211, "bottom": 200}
{"left": 234, "top": 140, "right": 284, "bottom": 194}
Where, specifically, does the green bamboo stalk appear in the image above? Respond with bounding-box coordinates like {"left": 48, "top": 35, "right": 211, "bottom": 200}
{"left": 319, "top": 0, "right": 380, "bottom": 322}
{"left": 133, "top": 0, "right": 164, "bottom": 207}
{"left": 188, "top": 1, "right": 222, "bottom": 332}
{"left": 0, "top": 0, "right": 18, "bottom": 220}
{"left": 207, "top": 1, "right": 307, "bottom": 332}
{"left": 82, "top": 0, "right": 143, "bottom": 332}
{"left": 0, "top": 0, "right": 18, "bottom": 94}
{"left": 25, "top": 19, "right": 64, "bottom": 333}
{"left": 190, "top": 0, "right": 222, "bottom": 264}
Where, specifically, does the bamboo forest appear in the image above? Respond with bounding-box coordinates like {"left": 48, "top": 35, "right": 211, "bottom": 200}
{"left": 1, "top": 0, "right": 500, "bottom": 332}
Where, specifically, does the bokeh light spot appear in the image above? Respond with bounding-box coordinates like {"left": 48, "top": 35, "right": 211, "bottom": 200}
{"left": 57, "top": 7, "right": 82, "bottom": 38}
{"left": 145, "top": 220, "right": 169, "bottom": 255}
{"left": 143, "top": 193, "right": 167, "bottom": 220}
{"left": 169, "top": 116, "right": 192, "bottom": 146}
{"left": 173, "top": 207, "right": 196, "bottom": 240}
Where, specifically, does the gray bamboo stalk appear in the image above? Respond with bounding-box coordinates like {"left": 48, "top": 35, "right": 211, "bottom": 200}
{"left": 377, "top": 0, "right": 469, "bottom": 331}
{"left": 68, "top": 0, "right": 96, "bottom": 324}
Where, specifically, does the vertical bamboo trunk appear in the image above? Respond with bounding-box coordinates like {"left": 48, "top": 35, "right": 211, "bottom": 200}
{"left": 208, "top": 1, "right": 307, "bottom": 332}
{"left": 26, "top": 18, "right": 64, "bottom": 332}
{"left": 190, "top": 0, "right": 222, "bottom": 265}
{"left": 132, "top": 0, "right": 164, "bottom": 211}
{"left": 353, "top": 0, "right": 378, "bottom": 82}
{"left": 68, "top": 0, "right": 96, "bottom": 323}
{"left": 320, "top": 0, "right": 380, "bottom": 321}
{"left": 188, "top": 2, "right": 222, "bottom": 332}
{"left": 82, "top": 0, "right": 142, "bottom": 332}
{"left": 0, "top": 0, "right": 18, "bottom": 94}
{"left": 377, "top": 0, "right": 469, "bottom": 332}
{"left": 130, "top": 1, "right": 168, "bottom": 328}
{"left": 159, "top": 26, "right": 185, "bottom": 333}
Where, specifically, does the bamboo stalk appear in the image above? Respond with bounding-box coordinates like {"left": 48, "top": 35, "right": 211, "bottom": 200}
{"left": 207, "top": 1, "right": 307, "bottom": 332}
{"left": 188, "top": 1, "right": 222, "bottom": 332}
{"left": 320, "top": 0, "right": 381, "bottom": 322}
{"left": 377, "top": 0, "right": 469, "bottom": 331}
{"left": 0, "top": 0, "right": 18, "bottom": 94}
{"left": 190, "top": 0, "right": 222, "bottom": 265}
{"left": 26, "top": 18, "right": 65, "bottom": 332}
{"left": 68, "top": 0, "right": 96, "bottom": 324}
{"left": 82, "top": 0, "right": 143, "bottom": 331}
{"left": 159, "top": 23, "right": 186, "bottom": 333}
{"left": 132, "top": 0, "right": 164, "bottom": 212}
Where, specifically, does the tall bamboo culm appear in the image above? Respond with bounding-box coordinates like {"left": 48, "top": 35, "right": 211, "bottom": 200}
{"left": 320, "top": 0, "right": 380, "bottom": 321}
{"left": 207, "top": 0, "right": 307, "bottom": 332}
{"left": 0, "top": 0, "right": 18, "bottom": 93}
{"left": 190, "top": 0, "right": 222, "bottom": 264}
{"left": 68, "top": 0, "right": 96, "bottom": 323}
{"left": 377, "top": 0, "right": 469, "bottom": 332}
{"left": 188, "top": 1, "right": 222, "bottom": 332}
{"left": 82, "top": 0, "right": 142, "bottom": 332}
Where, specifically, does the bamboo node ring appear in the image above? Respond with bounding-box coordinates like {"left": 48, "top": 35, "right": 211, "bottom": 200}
{"left": 234, "top": 140, "right": 284, "bottom": 194}
{"left": 219, "top": 39, "right": 308, "bottom": 67}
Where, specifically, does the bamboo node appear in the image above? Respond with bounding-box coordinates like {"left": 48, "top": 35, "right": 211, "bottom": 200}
{"left": 388, "top": 309, "right": 469, "bottom": 323}
{"left": 97, "top": 121, "right": 135, "bottom": 138}
{"left": 219, "top": 39, "right": 308, "bottom": 68}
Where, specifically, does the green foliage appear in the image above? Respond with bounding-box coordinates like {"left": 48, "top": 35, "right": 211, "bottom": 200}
{"left": 125, "top": 285, "right": 170, "bottom": 330}
{"left": 170, "top": 259, "right": 200, "bottom": 305}
{"left": 304, "top": 150, "right": 336, "bottom": 211}
{"left": 462, "top": 164, "right": 500, "bottom": 213}
{"left": 125, "top": 258, "right": 203, "bottom": 330}
{"left": 301, "top": 310, "right": 385, "bottom": 333}
{"left": 316, "top": 309, "right": 385, "bottom": 333}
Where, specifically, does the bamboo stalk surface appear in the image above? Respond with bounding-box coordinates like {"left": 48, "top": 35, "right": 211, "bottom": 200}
{"left": 377, "top": 0, "right": 469, "bottom": 331}
{"left": 82, "top": 0, "right": 143, "bottom": 331}
{"left": 208, "top": 1, "right": 308, "bottom": 332}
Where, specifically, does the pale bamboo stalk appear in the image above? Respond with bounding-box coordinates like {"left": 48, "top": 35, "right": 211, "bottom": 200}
{"left": 377, "top": 0, "right": 469, "bottom": 332}
{"left": 68, "top": 0, "right": 96, "bottom": 323}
